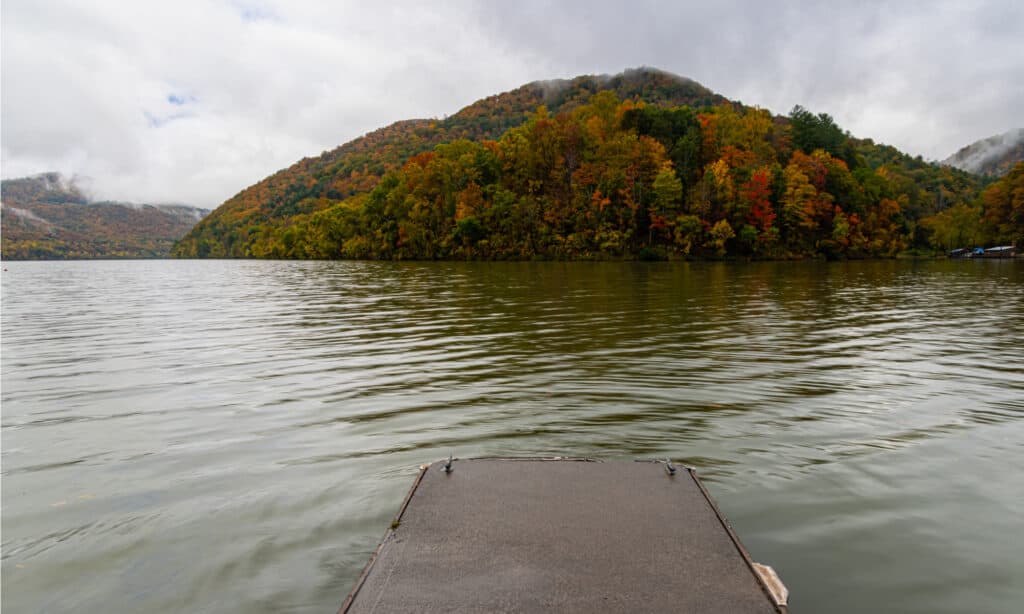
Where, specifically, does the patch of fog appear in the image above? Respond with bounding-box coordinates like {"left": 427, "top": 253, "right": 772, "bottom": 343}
{"left": 90, "top": 200, "right": 144, "bottom": 210}
{"left": 531, "top": 67, "right": 694, "bottom": 107}
{"left": 35, "top": 171, "right": 93, "bottom": 201}
{"left": 152, "top": 204, "right": 210, "bottom": 220}
{"left": 943, "top": 128, "right": 1024, "bottom": 174}
{"left": 529, "top": 77, "right": 571, "bottom": 103}
{"left": 530, "top": 72, "right": 612, "bottom": 103}
{"left": 2, "top": 205, "right": 52, "bottom": 227}
{"left": 81, "top": 201, "right": 208, "bottom": 220}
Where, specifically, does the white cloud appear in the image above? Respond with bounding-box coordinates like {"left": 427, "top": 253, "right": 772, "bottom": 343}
{"left": 2, "top": 0, "right": 1022, "bottom": 208}
{"left": 1, "top": 0, "right": 536, "bottom": 206}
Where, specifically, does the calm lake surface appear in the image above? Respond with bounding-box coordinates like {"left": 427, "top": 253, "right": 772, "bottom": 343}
{"left": 2, "top": 260, "right": 1022, "bottom": 613}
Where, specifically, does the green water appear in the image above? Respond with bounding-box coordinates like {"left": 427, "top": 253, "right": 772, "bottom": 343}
{"left": 2, "top": 259, "right": 1022, "bottom": 612}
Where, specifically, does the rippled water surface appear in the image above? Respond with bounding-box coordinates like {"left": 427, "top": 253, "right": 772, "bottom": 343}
{"left": 2, "top": 260, "right": 1023, "bottom": 613}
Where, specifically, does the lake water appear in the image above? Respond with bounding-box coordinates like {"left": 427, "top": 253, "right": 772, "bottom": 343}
{"left": 2, "top": 259, "right": 1022, "bottom": 613}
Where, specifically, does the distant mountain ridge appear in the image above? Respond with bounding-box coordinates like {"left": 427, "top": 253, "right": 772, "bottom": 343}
{"left": 943, "top": 129, "right": 1024, "bottom": 177}
{"left": 2, "top": 173, "right": 209, "bottom": 259}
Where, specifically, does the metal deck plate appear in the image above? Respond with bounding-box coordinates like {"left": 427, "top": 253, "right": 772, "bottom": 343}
{"left": 341, "top": 459, "right": 783, "bottom": 613}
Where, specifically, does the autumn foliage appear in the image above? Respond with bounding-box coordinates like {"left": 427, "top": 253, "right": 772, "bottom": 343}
{"left": 2, "top": 173, "right": 208, "bottom": 259}
{"left": 172, "top": 70, "right": 1019, "bottom": 260}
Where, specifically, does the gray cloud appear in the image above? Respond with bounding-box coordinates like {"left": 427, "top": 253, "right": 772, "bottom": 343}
{"left": 2, "top": 0, "right": 1022, "bottom": 208}
{"left": 471, "top": 1, "right": 1024, "bottom": 161}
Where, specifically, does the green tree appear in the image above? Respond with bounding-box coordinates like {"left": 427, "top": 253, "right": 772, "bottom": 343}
{"left": 788, "top": 105, "right": 855, "bottom": 166}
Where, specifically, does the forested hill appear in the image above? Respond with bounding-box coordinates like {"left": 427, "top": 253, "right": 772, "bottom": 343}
{"left": 173, "top": 68, "right": 725, "bottom": 258}
{"left": 1, "top": 173, "right": 209, "bottom": 259}
{"left": 173, "top": 68, "right": 1022, "bottom": 260}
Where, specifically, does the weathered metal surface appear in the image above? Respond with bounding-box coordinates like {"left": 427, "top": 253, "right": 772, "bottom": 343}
{"left": 341, "top": 458, "right": 786, "bottom": 613}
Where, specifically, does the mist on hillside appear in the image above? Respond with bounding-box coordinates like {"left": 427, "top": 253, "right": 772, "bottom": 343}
{"left": 943, "top": 128, "right": 1024, "bottom": 175}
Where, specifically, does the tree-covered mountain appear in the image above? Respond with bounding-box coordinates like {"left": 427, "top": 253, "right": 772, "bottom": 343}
{"left": 943, "top": 129, "right": 1024, "bottom": 177}
{"left": 173, "top": 68, "right": 1020, "bottom": 260}
{"left": 173, "top": 68, "right": 726, "bottom": 258}
{"left": 2, "top": 173, "right": 209, "bottom": 259}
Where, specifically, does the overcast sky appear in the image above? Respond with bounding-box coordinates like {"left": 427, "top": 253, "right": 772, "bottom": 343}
{"left": 3, "top": 0, "right": 1022, "bottom": 207}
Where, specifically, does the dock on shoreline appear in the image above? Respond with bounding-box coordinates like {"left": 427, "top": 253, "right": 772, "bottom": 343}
{"left": 340, "top": 458, "right": 788, "bottom": 613}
